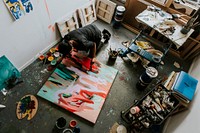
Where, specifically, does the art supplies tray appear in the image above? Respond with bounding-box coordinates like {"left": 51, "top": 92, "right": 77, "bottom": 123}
{"left": 121, "top": 84, "right": 180, "bottom": 131}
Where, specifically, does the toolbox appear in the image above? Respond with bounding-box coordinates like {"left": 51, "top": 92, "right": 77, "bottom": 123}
{"left": 121, "top": 84, "right": 180, "bottom": 132}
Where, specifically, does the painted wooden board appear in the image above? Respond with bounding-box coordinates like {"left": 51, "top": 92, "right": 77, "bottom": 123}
{"left": 16, "top": 94, "right": 38, "bottom": 120}
{"left": 37, "top": 59, "right": 118, "bottom": 123}
{"left": 57, "top": 11, "right": 79, "bottom": 38}
{"left": 78, "top": 0, "right": 97, "bottom": 26}
{"left": 96, "top": 0, "right": 116, "bottom": 24}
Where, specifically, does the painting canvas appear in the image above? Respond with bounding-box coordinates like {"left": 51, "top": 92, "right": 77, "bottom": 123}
{"left": 20, "top": 0, "right": 33, "bottom": 14}
{"left": 3, "top": 0, "right": 25, "bottom": 20}
{"left": 37, "top": 60, "right": 118, "bottom": 123}
{"left": 0, "top": 55, "right": 21, "bottom": 91}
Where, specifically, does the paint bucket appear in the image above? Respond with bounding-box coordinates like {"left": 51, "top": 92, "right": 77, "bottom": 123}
{"left": 51, "top": 60, "right": 57, "bottom": 66}
{"left": 73, "top": 127, "right": 80, "bottom": 133}
{"left": 55, "top": 117, "right": 67, "bottom": 130}
{"left": 130, "top": 106, "right": 140, "bottom": 114}
{"left": 116, "top": 125, "right": 127, "bottom": 133}
{"left": 54, "top": 52, "right": 60, "bottom": 58}
{"left": 115, "top": 6, "right": 126, "bottom": 21}
{"left": 62, "top": 128, "right": 73, "bottom": 133}
{"left": 69, "top": 120, "right": 77, "bottom": 128}
{"left": 136, "top": 67, "right": 158, "bottom": 89}
{"left": 113, "top": 6, "right": 126, "bottom": 29}
{"left": 39, "top": 55, "right": 45, "bottom": 61}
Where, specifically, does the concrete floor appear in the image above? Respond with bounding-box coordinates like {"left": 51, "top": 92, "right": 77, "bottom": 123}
{"left": 0, "top": 20, "right": 192, "bottom": 133}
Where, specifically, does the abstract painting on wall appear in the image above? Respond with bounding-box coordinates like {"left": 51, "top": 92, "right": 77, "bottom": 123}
{"left": 37, "top": 59, "right": 118, "bottom": 123}
{"left": 20, "top": 0, "right": 33, "bottom": 14}
{"left": 3, "top": 0, "right": 33, "bottom": 20}
{"left": 0, "top": 55, "right": 21, "bottom": 91}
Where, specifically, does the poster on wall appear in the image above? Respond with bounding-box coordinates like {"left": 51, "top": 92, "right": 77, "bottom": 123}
{"left": 20, "top": 0, "right": 33, "bottom": 14}
{"left": 3, "top": 0, "right": 33, "bottom": 20}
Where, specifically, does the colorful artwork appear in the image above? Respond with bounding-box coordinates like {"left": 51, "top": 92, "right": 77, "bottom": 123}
{"left": 0, "top": 55, "right": 20, "bottom": 91}
{"left": 16, "top": 94, "right": 38, "bottom": 120}
{"left": 3, "top": 0, "right": 33, "bottom": 20}
{"left": 20, "top": 0, "right": 33, "bottom": 13}
{"left": 37, "top": 60, "right": 118, "bottom": 123}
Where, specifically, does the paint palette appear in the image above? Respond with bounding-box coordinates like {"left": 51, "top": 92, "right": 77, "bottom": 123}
{"left": 16, "top": 94, "right": 38, "bottom": 120}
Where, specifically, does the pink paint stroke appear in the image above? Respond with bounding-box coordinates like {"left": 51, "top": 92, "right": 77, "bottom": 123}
{"left": 44, "top": 0, "right": 51, "bottom": 20}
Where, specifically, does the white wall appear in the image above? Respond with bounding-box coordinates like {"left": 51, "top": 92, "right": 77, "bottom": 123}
{"left": 0, "top": 0, "right": 90, "bottom": 71}
{"left": 164, "top": 55, "right": 200, "bottom": 133}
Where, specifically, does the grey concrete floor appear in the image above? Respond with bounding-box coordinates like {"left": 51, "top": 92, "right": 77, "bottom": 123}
{"left": 0, "top": 20, "right": 192, "bottom": 133}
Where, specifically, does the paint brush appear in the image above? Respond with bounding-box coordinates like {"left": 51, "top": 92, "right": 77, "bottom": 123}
{"left": 0, "top": 104, "right": 6, "bottom": 108}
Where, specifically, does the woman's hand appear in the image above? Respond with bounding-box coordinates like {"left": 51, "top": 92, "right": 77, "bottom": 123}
{"left": 92, "top": 58, "right": 101, "bottom": 67}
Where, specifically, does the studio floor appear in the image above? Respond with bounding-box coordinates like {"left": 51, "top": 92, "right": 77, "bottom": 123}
{"left": 0, "top": 20, "right": 192, "bottom": 133}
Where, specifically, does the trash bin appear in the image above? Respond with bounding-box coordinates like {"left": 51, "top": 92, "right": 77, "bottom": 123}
{"left": 113, "top": 6, "right": 126, "bottom": 29}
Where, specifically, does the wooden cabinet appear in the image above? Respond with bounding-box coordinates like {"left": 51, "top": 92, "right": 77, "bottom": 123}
{"left": 123, "top": 0, "right": 147, "bottom": 31}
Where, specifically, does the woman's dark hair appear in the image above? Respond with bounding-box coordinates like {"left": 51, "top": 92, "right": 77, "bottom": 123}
{"left": 58, "top": 40, "right": 72, "bottom": 57}
{"left": 64, "top": 34, "right": 81, "bottom": 45}
{"left": 64, "top": 34, "right": 71, "bottom": 42}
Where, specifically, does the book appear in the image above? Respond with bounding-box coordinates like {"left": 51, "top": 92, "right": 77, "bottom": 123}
{"left": 173, "top": 71, "right": 198, "bottom": 102}
{"left": 164, "top": 71, "right": 178, "bottom": 91}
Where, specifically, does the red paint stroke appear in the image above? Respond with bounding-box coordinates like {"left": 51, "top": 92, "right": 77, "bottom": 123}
{"left": 48, "top": 25, "right": 52, "bottom": 29}
{"left": 58, "top": 89, "right": 106, "bottom": 112}
{"left": 52, "top": 26, "right": 55, "bottom": 32}
{"left": 48, "top": 25, "right": 55, "bottom": 32}
{"left": 62, "top": 54, "right": 99, "bottom": 73}
{"left": 44, "top": 0, "right": 51, "bottom": 20}
{"left": 119, "top": 76, "right": 125, "bottom": 81}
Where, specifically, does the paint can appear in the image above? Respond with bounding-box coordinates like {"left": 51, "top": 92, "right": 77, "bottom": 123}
{"left": 130, "top": 106, "right": 140, "bottom": 114}
{"left": 116, "top": 125, "right": 127, "bottom": 133}
{"left": 62, "top": 128, "right": 73, "bottom": 133}
{"left": 51, "top": 60, "right": 57, "bottom": 66}
{"left": 113, "top": 6, "right": 126, "bottom": 29}
{"left": 136, "top": 67, "right": 158, "bottom": 89}
{"left": 55, "top": 117, "right": 67, "bottom": 130}
{"left": 69, "top": 120, "right": 77, "bottom": 128}
{"left": 73, "top": 127, "right": 80, "bottom": 133}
